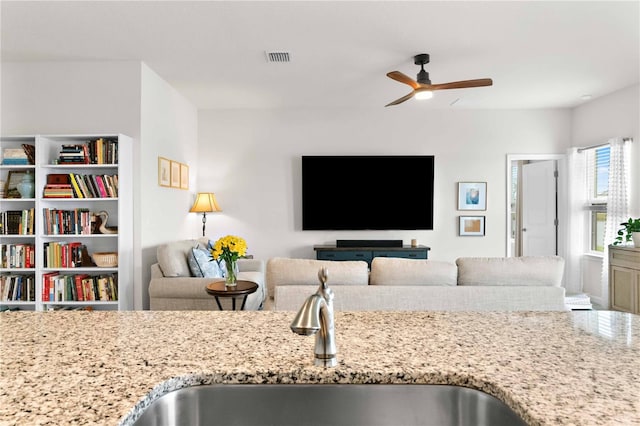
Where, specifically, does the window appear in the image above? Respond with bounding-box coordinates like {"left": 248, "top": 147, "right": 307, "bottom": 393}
{"left": 585, "top": 146, "right": 610, "bottom": 252}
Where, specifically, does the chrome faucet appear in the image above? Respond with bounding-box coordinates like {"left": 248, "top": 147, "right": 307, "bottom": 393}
{"left": 290, "top": 267, "right": 337, "bottom": 367}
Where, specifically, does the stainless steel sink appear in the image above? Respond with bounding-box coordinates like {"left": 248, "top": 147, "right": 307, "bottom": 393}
{"left": 132, "top": 384, "right": 527, "bottom": 426}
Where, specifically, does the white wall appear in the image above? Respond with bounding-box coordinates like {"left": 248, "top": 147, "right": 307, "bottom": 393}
{"left": 197, "top": 107, "right": 571, "bottom": 262}
{"left": 139, "top": 63, "right": 198, "bottom": 309}
{"left": 1, "top": 62, "right": 140, "bottom": 137}
{"left": 570, "top": 83, "right": 640, "bottom": 305}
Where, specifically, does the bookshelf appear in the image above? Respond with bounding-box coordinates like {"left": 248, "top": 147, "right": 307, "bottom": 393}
{"left": 1, "top": 134, "right": 132, "bottom": 311}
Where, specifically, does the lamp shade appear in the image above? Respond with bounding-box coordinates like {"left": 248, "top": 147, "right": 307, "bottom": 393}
{"left": 190, "top": 192, "right": 222, "bottom": 213}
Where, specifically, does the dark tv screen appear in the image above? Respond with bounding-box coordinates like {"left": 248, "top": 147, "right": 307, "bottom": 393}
{"left": 302, "top": 155, "right": 434, "bottom": 230}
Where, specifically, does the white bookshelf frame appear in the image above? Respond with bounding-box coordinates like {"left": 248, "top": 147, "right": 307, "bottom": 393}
{"left": 1, "top": 134, "right": 132, "bottom": 311}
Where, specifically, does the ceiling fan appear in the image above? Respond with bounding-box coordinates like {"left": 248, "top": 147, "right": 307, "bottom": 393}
{"left": 385, "top": 54, "right": 493, "bottom": 107}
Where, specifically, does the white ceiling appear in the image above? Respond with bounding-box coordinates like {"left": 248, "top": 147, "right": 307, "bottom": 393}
{"left": 2, "top": 1, "right": 639, "bottom": 110}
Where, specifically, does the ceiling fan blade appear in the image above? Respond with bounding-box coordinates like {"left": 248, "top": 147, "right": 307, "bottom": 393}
{"left": 385, "top": 91, "right": 415, "bottom": 107}
{"left": 386, "top": 71, "right": 420, "bottom": 90}
{"left": 430, "top": 78, "right": 493, "bottom": 91}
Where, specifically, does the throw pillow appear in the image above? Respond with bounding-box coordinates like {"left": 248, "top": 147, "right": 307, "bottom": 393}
{"left": 208, "top": 240, "right": 228, "bottom": 277}
{"left": 188, "top": 247, "right": 223, "bottom": 278}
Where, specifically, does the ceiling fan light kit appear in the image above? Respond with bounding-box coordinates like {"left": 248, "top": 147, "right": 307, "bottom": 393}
{"left": 385, "top": 53, "right": 493, "bottom": 107}
{"left": 414, "top": 89, "right": 433, "bottom": 100}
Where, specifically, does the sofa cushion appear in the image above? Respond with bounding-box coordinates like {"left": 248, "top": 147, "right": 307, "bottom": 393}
{"left": 456, "top": 256, "right": 565, "bottom": 286}
{"left": 274, "top": 285, "right": 567, "bottom": 311}
{"left": 266, "top": 257, "right": 369, "bottom": 299}
{"left": 369, "top": 257, "right": 457, "bottom": 286}
{"left": 188, "top": 247, "right": 223, "bottom": 278}
{"left": 156, "top": 240, "right": 200, "bottom": 277}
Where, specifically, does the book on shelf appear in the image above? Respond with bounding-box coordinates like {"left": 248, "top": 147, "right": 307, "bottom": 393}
{"left": 79, "top": 174, "right": 94, "bottom": 198}
{"left": 82, "top": 276, "right": 95, "bottom": 301}
{"left": 2, "top": 148, "right": 28, "bottom": 158}
{"left": 1, "top": 147, "right": 29, "bottom": 165}
{"left": 41, "top": 272, "right": 59, "bottom": 302}
{"left": 4, "top": 210, "right": 24, "bottom": 235}
{"left": 109, "top": 274, "right": 118, "bottom": 300}
{"left": 54, "top": 138, "right": 118, "bottom": 165}
{"left": 21, "top": 208, "right": 34, "bottom": 235}
{"left": 42, "top": 208, "right": 92, "bottom": 235}
{"left": 17, "top": 244, "right": 34, "bottom": 268}
{"left": 1, "top": 209, "right": 34, "bottom": 235}
{"left": 74, "top": 274, "right": 89, "bottom": 301}
{"left": 65, "top": 275, "right": 76, "bottom": 301}
{"left": 46, "top": 174, "right": 118, "bottom": 198}
{"left": 97, "top": 276, "right": 109, "bottom": 301}
{"left": 43, "top": 184, "right": 73, "bottom": 198}
{"left": 43, "top": 241, "right": 82, "bottom": 268}
{"left": 0, "top": 243, "right": 35, "bottom": 268}
{"left": 103, "top": 175, "right": 117, "bottom": 197}
{"left": 68, "top": 173, "right": 84, "bottom": 198}
{"left": 1, "top": 158, "right": 29, "bottom": 165}
{"left": 58, "top": 144, "right": 89, "bottom": 164}
{"left": 47, "top": 174, "right": 70, "bottom": 185}
{"left": 82, "top": 174, "right": 97, "bottom": 198}
{"left": 14, "top": 276, "right": 22, "bottom": 300}
{"left": 21, "top": 144, "right": 35, "bottom": 165}
{"left": 1, "top": 275, "right": 12, "bottom": 301}
{"left": 94, "top": 175, "right": 108, "bottom": 198}
{"left": 53, "top": 275, "right": 64, "bottom": 301}
{"left": 74, "top": 174, "right": 90, "bottom": 198}
{"left": 0, "top": 275, "right": 34, "bottom": 302}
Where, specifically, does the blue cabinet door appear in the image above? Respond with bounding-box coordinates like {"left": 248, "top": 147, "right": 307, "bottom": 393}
{"left": 372, "top": 250, "right": 427, "bottom": 260}
{"left": 316, "top": 250, "right": 373, "bottom": 264}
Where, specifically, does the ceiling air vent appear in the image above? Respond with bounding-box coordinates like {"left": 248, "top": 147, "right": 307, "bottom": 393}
{"left": 265, "top": 51, "right": 291, "bottom": 63}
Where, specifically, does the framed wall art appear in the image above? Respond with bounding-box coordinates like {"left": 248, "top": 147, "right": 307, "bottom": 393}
{"left": 459, "top": 215, "right": 485, "bottom": 236}
{"left": 457, "top": 181, "right": 487, "bottom": 210}
{"left": 170, "top": 160, "right": 181, "bottom": 188}
{"left": 4, "top": 170, "right": 29, "bottom": 198}
{"left": 180, "top": 163, "right": 189, "bottom": 190}
{"left": 158, "top": 157, "right": 170, "bottom": 187}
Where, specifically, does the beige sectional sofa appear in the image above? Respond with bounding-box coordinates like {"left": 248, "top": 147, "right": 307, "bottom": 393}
{"left": 148, "top": 240, "right": 566, "bottom": 312}
{"left": 269, "top": 256, "right": 567, "bottom": 311}
{"left": 149, "top": 239, "right": 266, "bottom": 311}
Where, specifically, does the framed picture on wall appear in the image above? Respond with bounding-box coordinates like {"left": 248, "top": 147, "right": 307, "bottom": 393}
{"left": 180, "top": 163, "right": 189, "bottom": 190}
{"left": 459, "top": 215, "right": 485, "bottom": 236}
{"left": 158, "top": 157, "right": 170, "bottom": 187}
{"left": 170, "top": 161, "right": 181, "bottom": 188}
{"left": 457, "top": 182, "right": 487, "bottom": 210}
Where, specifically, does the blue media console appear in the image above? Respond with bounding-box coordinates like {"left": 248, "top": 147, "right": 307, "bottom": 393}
{"left": 313, "top": 245, "right": 430, "bottom": 268}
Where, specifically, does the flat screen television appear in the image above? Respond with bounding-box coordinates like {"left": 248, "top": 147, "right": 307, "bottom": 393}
{"left": 302, "top": 155, "right": 435, "bottom": 230}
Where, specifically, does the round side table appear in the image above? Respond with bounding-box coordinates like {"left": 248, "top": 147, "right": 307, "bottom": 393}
{"left": 205, "top": 280, "right": 258, "bottom": 311}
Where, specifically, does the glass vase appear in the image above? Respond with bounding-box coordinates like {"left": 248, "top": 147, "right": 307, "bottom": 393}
{"left": 225, "top": 259, "right": 239, "bottom": 287}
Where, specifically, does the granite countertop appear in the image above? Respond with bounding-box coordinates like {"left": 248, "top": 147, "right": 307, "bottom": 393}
{"left": 1, "top": 310, "right": 639, "bottom": 425}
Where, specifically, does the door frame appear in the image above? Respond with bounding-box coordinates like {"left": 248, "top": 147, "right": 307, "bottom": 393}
{"left": 506, "top": 154, "right": 566, "bottom": 257}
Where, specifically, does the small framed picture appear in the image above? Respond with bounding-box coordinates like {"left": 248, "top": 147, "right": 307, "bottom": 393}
{"left": 158, "top": 157, "right": 170, "bottom": 187}
{"left": 170, "top": 160, "right": 181, "bottom": 188}
{"left": 457, "top": 182, "right": 487, "bottom": 210}
{"left": 4, "top": 170, "right": 30, "bottom": 198}
{"left": 180, "top": 163, "right": 189, "bottom": 190}
{"left": 459, "top": 216, "right": 485, "bottom": 236}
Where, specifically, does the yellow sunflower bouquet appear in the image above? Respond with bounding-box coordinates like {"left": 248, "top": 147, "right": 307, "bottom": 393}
{"left": 210, "top": 235, "right": 247, "bottom": 286}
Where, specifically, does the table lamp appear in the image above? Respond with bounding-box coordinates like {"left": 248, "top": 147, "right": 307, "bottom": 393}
{"left": 190, "top": 192, "right": 222, "bottom": 236}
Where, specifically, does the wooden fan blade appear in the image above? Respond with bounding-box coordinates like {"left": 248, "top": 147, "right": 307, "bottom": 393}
{"left": 386, "top": 71, "right": 420, "bottom": 90}
{"left": 385, "top": 91, "right": 415, "bottom": 107}
{"left": 430, "top": 78, "right": 493, "bottom": 91}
